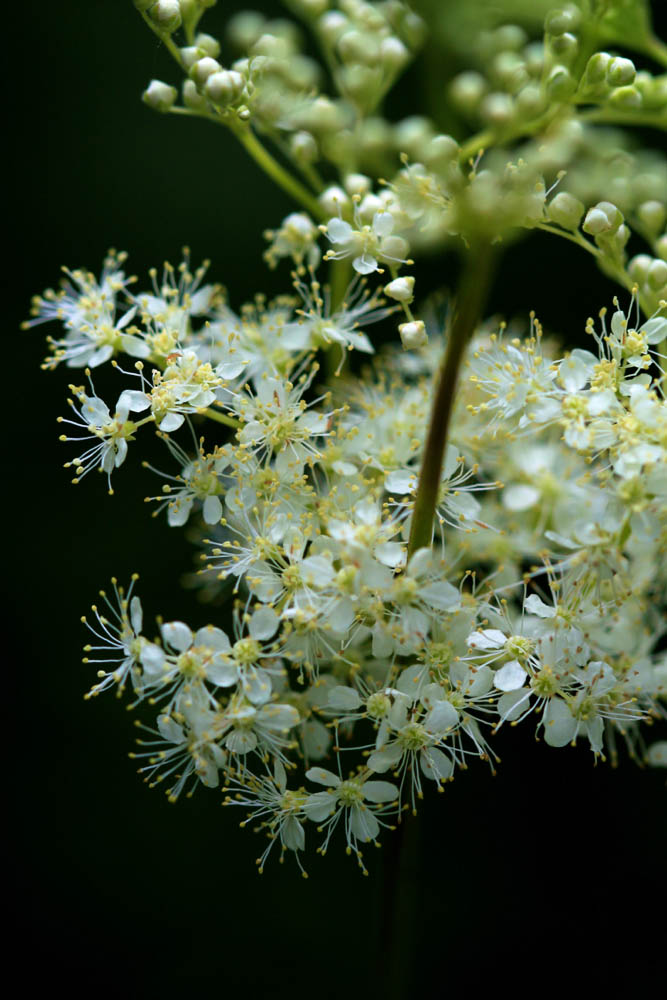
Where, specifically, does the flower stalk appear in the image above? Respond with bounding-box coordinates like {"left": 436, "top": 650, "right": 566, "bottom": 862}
{"left": 407, "top": 241, "right": 495, "bottom": 558}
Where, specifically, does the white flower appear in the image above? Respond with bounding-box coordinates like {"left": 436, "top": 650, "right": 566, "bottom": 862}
{"left": 59, "top": 380, "right": 151, "bottom": 491}
{"left": 323, "top": 208, "right": 410, "bottom": 275}
{"left": 82, "top": 576, "right": 144, "bottom": 697}
{"left": 304, "top": 767, "right": 398, "bottom": 868}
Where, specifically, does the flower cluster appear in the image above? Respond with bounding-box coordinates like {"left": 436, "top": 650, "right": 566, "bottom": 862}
{"left": 27, "top": 0, "right": 667, "bottom": 874}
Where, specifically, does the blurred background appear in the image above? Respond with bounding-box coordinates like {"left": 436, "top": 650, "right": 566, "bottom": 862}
{"left": 9, "top": 1, "right": 665, "bottom": 993}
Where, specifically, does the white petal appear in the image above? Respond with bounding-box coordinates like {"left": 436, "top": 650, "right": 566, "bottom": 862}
{"left": 467, "top": 629, "right": 507, "bottom": 650}
{"left": 420, "top": 747, "right": 454, "bottom": 781}
{"left": 326, "top": 218, "right": 353, "bottom": 243}
{"left": 248, "top": 606, "right": 279, "bottom": 641}
{"left": 494, "top": 659, "right": 527, "bottom": 691}
{"left": 362, "top": 780, "right": 398, "bottom": 803}
{"left": 328, "top": 686, "right": 362, "bottom": 711}
{"left": 129, "top": 596, "right": 143, "bottom": 634}
{"left": 161, "top": 620, "right": 193, "bottom": 652}
{"left": 306, "top": 767, "right": 340, "bottom": 788}
{"left": 202, "top": 495, "right": 222, "bottom": 524}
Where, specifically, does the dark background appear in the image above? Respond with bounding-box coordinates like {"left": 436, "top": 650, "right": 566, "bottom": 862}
{"left": 9, "top": 1, "right": 665, "bottom": 994}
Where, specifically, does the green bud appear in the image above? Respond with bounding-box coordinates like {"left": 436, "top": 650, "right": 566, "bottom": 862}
{"left": 544, "top": 6, "right": 580, "bottom": 36}
{"left": 648, "top": 258, "right": 667, "bottom": 290}
{"left": 515, "top": 83, "right": 546, "bottom": 118}
{"left": 380, "top": 37, "right": 409, "bottom": 71}
{"left": 584, "top": 52, "right": 612, "bottom": 85}
{"left": 493, "top": 24, "right": 527, "bottom": 52}
{"left": 657, "top": 234, "right": 667, "bottom": 262}
{"left": 608, "top": 85, "right": 642, "bottom": 109}
{"left": 194, "top": 33, "right": 220, "bottom": 57}
{"left": 182, "top": 79, "right": 207, "bottom": 111}
{"left": 449, "top": 72, "right": 487, "bottom": 114}
{"left": 190, "top": 56, "right": 222, "bottom": 88}
{"left": 318, "top": 11, "right": 349, "bottom": 45}
{"left": 134, "top": 0, "right": 156, "bottom": 10}
{"left": 142, "top": 79, "right": 178, "bottom": 112}
{"left": 628, "top": 254, "right": 652, "bottom": 283}
{"left": 607, "top": 56, "right": 636, "bottom": 87}
{"left": 546, "top": 65, "right": 575, "bottom": 99}
{"left": 423, "top": 134, "right": 460, "bottom": 169}
{"left": 480, "top": 92, "right": 514, "bottom": 126}
{"left": 638, "top": 201, "right": 666, "bottom": 234}
{"left": 546, "top": 192, "right": 585, "bottom": 230}
{"left": 205, "top": 70, "right": 245, "bottom": 106}
{"left": 343, "top": 173, "right": 372, "bottom": 197}
{"left": 227, "top": 11, "right": 265, "bottom": 49}
{"left": 290, "top": 131, "right": 319, "bottom": 164}
{"left": 549, "top": 32, "right": 578, "bottom": 64}
{"left": 148, "top": 0, "right": 182, "bottom": 33}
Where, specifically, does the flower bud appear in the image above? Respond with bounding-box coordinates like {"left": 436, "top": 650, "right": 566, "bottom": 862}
{"left": 583, "top": 201, "right": 623, "bottom": 236}
{"left": 638, "top": 200, "right": 666, "bottom": 234}
{"left": 227, "top": 11, "right": 265, "bottom": 49}
{"left": 320, "top": 185, "right": 351, "bottom": 216}
{"left": 149, "top": 0, "right": 182, "bottom": 33}
{"left": 657, "top": 235, "right": 667, "bottom": 261}
{"left": 648, "top": 258, "right": 667, "bottom": 290}
{"left": 318, "top": 11, "right": 349, "bottom": 45}
{"left": 205, "top": 70, "right": 245, "bottom": 106}
{"left": 385, "top": 277, "right": 415, "bottom": 303}
{"left": 182, "top": 79, "right": 207, "bottom": 111}
{"left": 190, "top": 56, "right": 222, "bottom": 88}
{"left": 449, "top": 72, "right": 487, "bottom": 113}
{"left": 380, "top": 37, "right": 409, "bottom": 71}
{"left": 546, "top": 192, "right": 585, "bottom": 230}
{"left": 290, "top": 131, "right": 318, "bottom": 164}
{"left": 194, "top": 33, "right": 221, "bottom": 58}
{"left": 134, "top": 0, "right": 157, "bottom": 9}
{"left": 358, "top": 194, "right": 384, "bottom": 222}
{"left": 423, "top": 134, "right": 459, "bottom": 169}
{"left": 607, "top": 56, "right": 636, "bottom": 87}
{"left": 338, "top": 29, "right": 378, "bottom": 64}
{"left": 344, "top": 173, "right": 372, "bottom": 197}
{"left": 608, "top": 85, "right": 642, "bottom": 109}
{"left": 480, "top": 92, "right": 514, "bottom": 125}
{"left": 549, "top": 32, "right": 578, "bottom": 63}
{"left": 544, "top": 6, "right": 580, "bottom": 36}
{"left": 515, "top": 83, "right": 546, "bottom": 118}
{"left": 399, "top": 320, "right": 427, "bottom": 349}
{"left": 583, "top": 52, "right": 612, "bottom": 85}
{"left": 628, "top": 254, "right": 652, "bottom": 283}
{"left": 142, "top": 79, "right": 178, "bottom": 112}
{"left": 546, "top": 65, "right": 575, "bottom": 99}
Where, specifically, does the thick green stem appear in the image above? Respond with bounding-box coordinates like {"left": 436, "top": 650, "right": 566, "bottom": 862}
{"left": 407, "top": 243, "right": 495, "bottom": 558}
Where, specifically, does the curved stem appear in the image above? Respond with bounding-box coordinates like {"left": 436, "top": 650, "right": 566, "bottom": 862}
{"left": 229, "top": 123, "right": 326, "bottom": 221}
{"left": 407, "top": 242, "right": 495, "bottom": 559}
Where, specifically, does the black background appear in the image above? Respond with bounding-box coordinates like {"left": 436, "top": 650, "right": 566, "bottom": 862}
{"left": 9, "top": 1, "right": 666, "bottom": 994}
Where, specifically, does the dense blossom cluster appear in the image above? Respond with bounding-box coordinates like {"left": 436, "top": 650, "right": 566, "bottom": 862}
{"left": 27, "top": 0, "right": 667, "bottom": 874}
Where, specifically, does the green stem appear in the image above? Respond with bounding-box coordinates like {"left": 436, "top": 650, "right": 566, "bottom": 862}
{"left": 329, "top": 258, "right": 352, "bottom": 313}
{"left": 407, "top": 242, "right": 495, "bottom": 559}
{"left": 202, "top": 407, "right": 240, "bottom": 429}
{"left": 229, "top": 123, "right": 326, "bottom": 220}
{"left": 640, "top": 35, "right": 667, "bottom": 69}
{"left": 139, "top": 11, "right": 184, "bottom": 66}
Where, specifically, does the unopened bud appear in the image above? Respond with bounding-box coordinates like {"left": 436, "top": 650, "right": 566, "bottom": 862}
{"left": 142, "top": 79, "right": 178, "bottom": 112}
{"left": 385, "top": 277, "right": 415, "bottom": 303}
{"left": 290, "top": 131, "right": 318, "bottom": 163}
{"left": 546, "top": 192, "right": 585, "bottom": 230}
{"left": 608, "top": 85, "right": 642, "bottom": 109}
{"left": 194, "top": 33, "right": 220, "bottom": 57}
{"left": 344, "top": 173, "right": 372, "bottom": 197}
{"left": 584, "top": 52, "right": 612, "bottom": 85}
{"left": 399, "top": 320, "right": 427, "bottom": 349}
{"left": 449, "top": 72, "right": 487, "bottom": 113}
{"left": 380, "top": 37, "right": 409, "bottom": 70}
{"left": 480, "top": 92, "right": 514, "bottom": 125}
{"left": 190, "top": 57, "right": 222, "bottom": 88}
{"left": 546, "top": 65, "right": 575, "bottom": 99}
{"left": 320, "top": 185, "right": 351, "bottom": 216}
{"left": 205, "top": 70, "right": 245, "bottom": 106}
{"left": 318, "top": 11, "right": 349, "bottom": 45}
{"left": 648, "top": 258, "right": 667, "bottom": 290}
{"left": 583, "top": 201, "right": 622, "bottom": 236}
{"left": 149, "top": 0, "right": 182, "bottom": 33}
{"left": 544, "top": 6, "right": 580, "bottom": 36}
{"left": 607, "top": 57, "right": 636, "bottom": 87}
{"left": 638, "top": 201, "right": 666, "bottom": 234}
{"left": 182, "top": 79, "right": 207, "bottom": 111}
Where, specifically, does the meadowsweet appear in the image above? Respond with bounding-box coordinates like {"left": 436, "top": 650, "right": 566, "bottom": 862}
{"left": 27, "top": 0, "right": 667, "bottom": 874}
